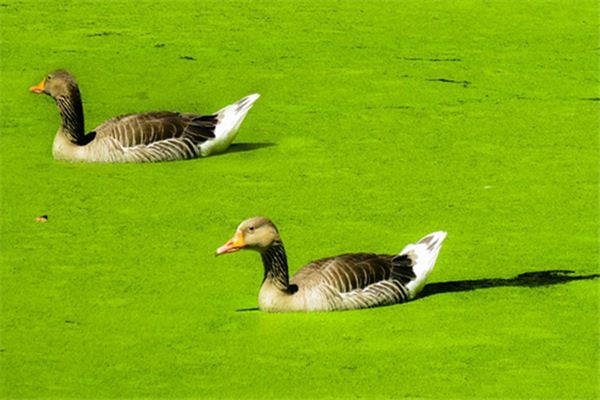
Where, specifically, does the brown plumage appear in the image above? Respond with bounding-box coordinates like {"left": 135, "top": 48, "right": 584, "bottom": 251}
{"left": 216, "top": 216, "right": 447, "bottom": 312}
{"left": 30, "top": 70, "right": 259, "bottom": 162}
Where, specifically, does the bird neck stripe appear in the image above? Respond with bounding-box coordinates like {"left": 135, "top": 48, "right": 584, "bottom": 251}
{"left": 56, "top": 93, "right": 85, "bottom": 143}
{"left": 261, "top": 242, "right": 289, "bottom": 290}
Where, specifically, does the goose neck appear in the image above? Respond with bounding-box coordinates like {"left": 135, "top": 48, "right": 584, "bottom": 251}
{"left": 55, "top": 88, "right": 85, "bottom": 144}
{"left": 261, "top": 242, "right": 290, "bottom": 291}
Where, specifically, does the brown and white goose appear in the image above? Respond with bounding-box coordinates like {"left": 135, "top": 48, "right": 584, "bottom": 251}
{"left": 30, "top": 70, "right": 259, "bottom": 162}
{"left": 216, "top": 217, "right": 447, "bottom": 312}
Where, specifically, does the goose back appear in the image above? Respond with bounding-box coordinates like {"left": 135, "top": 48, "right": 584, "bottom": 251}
{"left": 93, "top": 112, "right": 217, "bottom": 147}
{"left": 289, "top": 252, "right": 417, "bottom": 311}
{"left": 69, "top": 112, "right": 220, "bottom": 162}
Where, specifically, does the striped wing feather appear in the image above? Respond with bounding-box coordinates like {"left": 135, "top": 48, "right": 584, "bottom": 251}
{"left": 293, "top": 253, "right": 417, "bottom": 309}
{"left": 92, "top": 112, "right": 217, "bottom": 148}
{"left": 295, "top": 253, "right": 414, "bottom": 292}
{"left": 319, "top": 253, "right": 392, "bottom": 292}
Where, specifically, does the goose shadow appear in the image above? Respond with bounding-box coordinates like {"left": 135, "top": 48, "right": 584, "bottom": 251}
{"left": 236, "top": 307, "right": 260, "bottom": 312}
{"left": 236, "top": 270, "right": 599, "bottom": 312}
{"left": 418, "top": 269, "right": 600, "bottom": 299}
{"left": 224, "top": 142, "right": 276, "bottom": 155}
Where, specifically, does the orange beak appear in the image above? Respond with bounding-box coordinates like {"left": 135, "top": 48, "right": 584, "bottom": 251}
{"left": 30, "top": 79, "right": 45, "bottom": 94}
{"left": 216, "top": 230, "right": 246, "bottom": 256}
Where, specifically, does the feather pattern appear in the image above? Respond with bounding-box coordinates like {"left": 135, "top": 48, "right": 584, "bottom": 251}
{"left": 32, "top": 70, "right": 259, "bottom": 163}
{"left": 217, "top": 217, "right": 447, "bottom": 312}
{"left": 292, "top": 253, "right": 416, "bottom": 310}
{"left": 84, "top": 111, "right": 219, "bottom": 162}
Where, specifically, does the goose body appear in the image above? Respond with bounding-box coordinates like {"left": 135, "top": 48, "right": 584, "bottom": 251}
{"left": 216, "top": 217, "right": 447, "bottom": 312}
{"left": 30, "top": 70, "right": 259, "bottom": 163}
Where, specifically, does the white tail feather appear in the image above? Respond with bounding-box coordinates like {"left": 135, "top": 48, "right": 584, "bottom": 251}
{"left": 200, "top": 93, "right": 260, "bottom": 156}
{"left": 402, "top": 231, "right": 447, "bottom": 299}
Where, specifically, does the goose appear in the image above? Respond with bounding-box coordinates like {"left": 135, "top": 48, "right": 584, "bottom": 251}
{"left": 216, "top": 217, "right": 447, "bottom": 312}
{"left": 30, "top": 70, "right": 259, "bottom": 162}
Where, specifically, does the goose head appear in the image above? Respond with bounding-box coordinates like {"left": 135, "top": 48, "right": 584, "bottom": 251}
{"left": 30, "top": 70, "right": 79, "bottom": 99}
{"left": 216, "top": 216, "right": 281, "bottom": 255}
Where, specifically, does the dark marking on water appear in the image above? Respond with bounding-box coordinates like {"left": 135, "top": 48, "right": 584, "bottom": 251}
{"left": 515, "top": 95, "right": 536, "bottom": 100}
{"left": 385, "top": 105, "right": 412, "bottom": 109}
{"left": 366, "top": 105, "right": 412, "bottom": 110}
{"left": 52, "top": 50, "right": 82, "bottom": 54}
{"left": 401, "top": 57, "right": 462, "bottom": 62}
{"left": 431, "top": 58, "right": 462, "bottom": 62}
{"left": 87, "top": 31, "right": 121, "bottom": 37}
{"left": 427, "top": 78, "right": 471, "bottom": 87}
{"left": 580, "top": 97, "right": 600, "bottom": 101}
{"left": 154, "top": 43, "right": 165, "bottom": 48}
{"left": 180, "top": 56, "right": 196, "bottom": 61}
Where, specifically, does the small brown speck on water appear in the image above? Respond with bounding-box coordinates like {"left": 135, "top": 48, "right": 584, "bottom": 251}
{"left": 36, "top": 215, "right": 48, "bottom": 222}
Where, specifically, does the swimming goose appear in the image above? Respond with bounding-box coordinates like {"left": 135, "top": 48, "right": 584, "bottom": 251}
{"left": 30, "top": 70, "right": 259, "bottom": 162}
{"left": 216, "top": 217, "right": 447, "bottom": 312}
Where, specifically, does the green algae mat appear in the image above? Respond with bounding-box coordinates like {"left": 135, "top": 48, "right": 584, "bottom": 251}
{"left": 1, "top": 0, "right": 598, "bottom": 398}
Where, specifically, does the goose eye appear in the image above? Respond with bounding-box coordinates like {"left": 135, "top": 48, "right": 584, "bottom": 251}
{"left": 248, "top": 226, "right": 255, "bottom": 233}
{"left": 46, "top": 75, "right": 52, "bottom": 81}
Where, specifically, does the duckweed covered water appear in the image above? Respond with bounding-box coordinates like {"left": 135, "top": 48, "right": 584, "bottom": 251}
{"left": 1, "top": 0, "right": 598, "bottom": 398}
